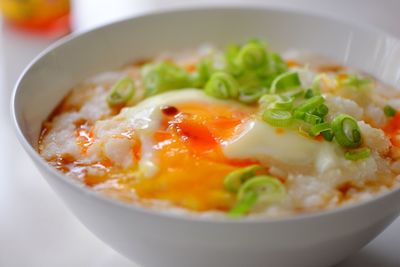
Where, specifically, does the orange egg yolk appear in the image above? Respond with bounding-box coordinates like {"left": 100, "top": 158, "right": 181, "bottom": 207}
{"left": 131, "top": 102, "right": 257, "bottom": 212}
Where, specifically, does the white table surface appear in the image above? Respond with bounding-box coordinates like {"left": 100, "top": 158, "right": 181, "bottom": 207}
{"left": 1, "top": 1, "right": 399, "bottom": 266}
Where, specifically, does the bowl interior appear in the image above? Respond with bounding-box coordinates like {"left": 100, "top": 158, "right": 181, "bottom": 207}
{"left": 13, "top": 7, "right": 400, "bottom": 149}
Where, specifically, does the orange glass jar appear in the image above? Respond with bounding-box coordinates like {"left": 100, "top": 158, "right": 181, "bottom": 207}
{"left": 0, "top": 0, "right": 71, "bottom": 35}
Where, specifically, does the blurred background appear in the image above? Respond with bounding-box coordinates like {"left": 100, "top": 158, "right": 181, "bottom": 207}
{"left": 0, "top": 1, "right": 399, "bottom": 266}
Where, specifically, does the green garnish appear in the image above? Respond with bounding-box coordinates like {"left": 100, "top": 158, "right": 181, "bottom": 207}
{"left": 106, "top": 77, "right": 135, "bottom": 107}
{"left": 304, "top": 89, "right": 314, "bottom": 99}
{"left": 204, "top": 72, "right": 239, "bottom": 99}
{"left": 340, "top": 74, "right": 371, "bottom": 88}
{"left": 236, "top": 42, "right": 267, "bottom": 70}
{"left": 191, "top": 58, "right": 214, "bottom": 87}
{"left": 304, "top": 113, "right": 322, "bottom": 125}
{"left": 267, "top": 53, "right": 288, "bottom": 75}
{"left": 310, "top": 74, "right": 324, "bottom": 95}
{"left": 270, "top": 71, "right": 301, "bottom": 94}
{"left": 331, "top": 114, "right": 362, "bottom": 148}
{"left": 224, "top": 44, "right": 241, "bottom": 75}
{"left": 272, "top": 95, "right": 294, "bottom": 110}
{"left": 259, "top": 94, "right": 281, "bottom": 108}
{"left": 384, "top": 105, "right": 397, "bottom": 117}
{"left": 228, "top": 191, "right": 258, "bottom": 218}
{"left": 229, "top": 175, "right": 286, "bottom": 217}
{"left": 293, "top": 110, "right": 306, "bottom": 120}
{"left": 294, "top": 95, "right": 325, "bottom": 113}
{"left": 259, "top": 94, "right": 294, "bottom": 110}
{"left": 224, "top": 165, "right": 262, "bottom": 193}
{"left": 322, "top": 130, "right": 334, "bottom": 141}
{"left": 142, "top": 62, "right": 191, "bottom": 96}
{"left": 345, "top": 147, "right": 371, "bottom": 161}
{"left": 312, "top": 104, "right": 329, "bottom": 117}
{"left": 238, "top": 87, "right": 266, "bottom": 104}
{"left": 262, "top": 109, "right": 293, "bottom": 127}
{"left": 310, "top": 122, "right": 331, "bottom": 136}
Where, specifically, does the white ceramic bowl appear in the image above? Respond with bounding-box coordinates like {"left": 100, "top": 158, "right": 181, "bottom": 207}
{"left": 12, "top": 6, "right": 400, "bottom": 267}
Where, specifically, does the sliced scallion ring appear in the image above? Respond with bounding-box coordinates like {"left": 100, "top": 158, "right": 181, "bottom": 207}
{"left": 106, "top": 77, "right": 135, "bottom": 107}
{"left": 224, "top": 165, "right": 262, "bottom": 193}
{"left": 344, "top": 147, "right": 371, "bottom": 161}
{"left": 304, "top": 113, "right": 322, "bottom": 125}
{"left": 259, "top": 94, "right": 294, "bottom": 110}
{"left": 204, "top": 72, "right": 240, "bottom": 99}
{"left": 310, "top": 122, "right": 331, "bottom": 136}
{"left": 270, "top": 71, "right": 301, "bottom": 94}
{"left": 340, "top": 74, "right": 371, "bottom": 88}
{"left": 293, "top": 110, "right": 306, "bottom": 120}
{"left": 313, "top": 104, "right": 329, "bottom": 117}
{"left": 191, "top": 58, "right": 213, "bottom": 87}
{"left": 281, "top": 88, "right": 304, "bottom": 99}
{"left": 304, "top": 89, "right": 314, "bottom": 99}
{"left": 238, "top": 89, "right": 265, "bottom": 104}
{"left": 142, "top": 62, "right": 191, "bottom": 96}
{"left": 311, "top": 74, "right": 325, "bottom": 95}
{"left": 228, "top": 175, "right": 286, "bottom": 217}
{"left": 236, "top": 42, "right": 267, "bottom": 70}
{"left": 228, "top": 191, "right": 258, "bottom": 218}
{"left": 268, "top": 52, "right": 288, "bottom": 74}
{"left": 263, "top": 109, "right": 293, "bottom": 127}
{"left": 238, "top": 81, "right": 266, "bottom": 104}
{"left": 322, "top": 130, "right": 334, "bottom": 141}
{"left": 295, "top": 95, "right": 325, "bottom": 113}
{"left": 259, "top": 94, "right": 281, "bottom": 108}
{"left": 272, "top": 95, "right": 294, "bottom": 110}
{"left": 331, "top": 114, "right": 362, "bottom": 148}
{"left": 238, "top": 176, "right": 286, "bottom": 206}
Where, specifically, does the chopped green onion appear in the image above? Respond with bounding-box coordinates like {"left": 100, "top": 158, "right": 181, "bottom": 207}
{"left": 237, "top": 73, "right": 266, "bottom": 103}
{"left": 191, "top": 58, "right": 213, "bottom": 87}
{"left": 311, "top": 74, "right": 324, "bottom": 95}
{"left": 229, "top": 175, "right": 285, "bottom": 217}
{"left": 236, "top": 42, "right": 267, "bottom": 70}
{"left": 272, "top": 95, "right": 294, "bottom": 110}
{"left": 225, "top": 45, "right": 240, "bottom": 65}
{"left": 263, "top": 109, "right": 293, "bottom": 127}
{"left": 281, "top": 88, "right": 304, "bottom": 99}
{"left": 204, "top": 72, "right": 239, "bottom": 99}
{"left": 295, "top": 95, "right": 325, "bottom": 113}
{"left": 228, "top": 191, "right": 258, "bottom": 218}
{"left": 142, "top": 62, "right": 191, "bottom": 96}
{"left": 345, "top": 147, "right": 371, "bottom": 161}
{"left": 238, "top": 175, "right": 285, "bottom": 204}
{"left": 224, "top": 165, "right": 262, "bottom": 193}
{"left": 106, "top": 77, "right": 135, "bottom": 107}
{"left": 322, "top": 130, "right": 334, "bottom": 141}
{"left": 384, "top": 105, "right": 397, "bottom": 117}
{"left": 331, "top": 114, "right": 362, "bottom": 148}
{"left": 304, "top": 113, "right": 322, "bottom": 125}
{"left": 259, "top": 94, "right": 280, "bottom": 108}
{"left": 310, "top": 122, "right": 331, "bottom": 136}
{"left": 340, "top": 74, "right": 371, "bottom": 88}
{"left": 238, "top": 88, "right": 265, "bottom": 104}
{"left": 259, "top": 94, "right": 293, "bottom": 110}
{"left": 224, "top": 45, "right": 241, "bottom": 75}
{"left": 313, "top": 104, "right": 329, "bottom": 117}
{"left": 293, "top": 110, "right": 306, "bottom": 120}
{"left": 267, "top": 53, "right": 288, "bottom": 74}
{"left": 304, "top": 89, "right": 314, "bottom": 99}
{"left": 270, "top": 71, "right": 301, "bottom": 94}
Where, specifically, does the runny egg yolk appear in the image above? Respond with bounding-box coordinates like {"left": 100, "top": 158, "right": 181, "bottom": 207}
{"left": 131, "top": 102, "right": 259, "bottom": 212}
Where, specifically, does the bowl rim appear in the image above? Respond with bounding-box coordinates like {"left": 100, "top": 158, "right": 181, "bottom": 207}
{"left": 11, "top": 4, "right": 400, "bottom": 225}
